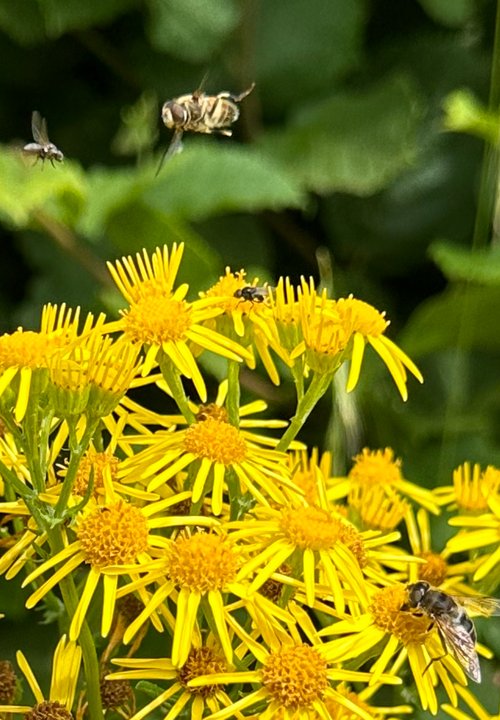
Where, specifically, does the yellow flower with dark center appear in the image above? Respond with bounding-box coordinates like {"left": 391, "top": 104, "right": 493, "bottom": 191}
{"left": 188, "top": 637, "right": 401, "bottom": 720}
{"left": 0, "top": 635, "right": 81, "bottom": 717}
{"left": 230, "top": 503, "right": 401, "bottom": 612}
{"left": 321, "top": 584, "right": 467, "bottom": 716}
{"left": 108, "top": 642, "right": 236, "bottom": 720}
{"left": 106, "top": 245, "right": 252, "bottom": 401}
{"left": 329, "top": 447, "right": 440, "bottom": 514}
{"left": 18, "top": 498, "right": 216, "bottom": 642}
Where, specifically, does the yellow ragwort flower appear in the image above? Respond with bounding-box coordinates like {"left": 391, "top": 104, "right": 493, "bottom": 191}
{"left": 321, "top": 584, "right": 468, "bottom": 716}
{"left": 434, "top": 462, "right": 500, "bottom": 512}
{"left": 0, "top": 304, "right": 105, "bottom": 422}
{"left": 329, "top": 447, "right": 440, "bottom": 514}
{"left": 108, "top": 640, "right": 244, "bottom": 720}
{"left": 19, "top": 496, "right": 217, "bottom": 642}
{"left": 0, "top": 635, "right": 81, "bottom": 717}
{"left": 106, "top": 245, "right": 252, "bottom": 401}
{"left": 202, "top": 268, "right": 288, "bottom": 386}
{"left": 188, "top": 634, "right": 401, "bottom": 720}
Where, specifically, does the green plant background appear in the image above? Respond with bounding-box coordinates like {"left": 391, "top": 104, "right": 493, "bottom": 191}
{"left": 1, "top": 0, "right": 500, "bottom": 715}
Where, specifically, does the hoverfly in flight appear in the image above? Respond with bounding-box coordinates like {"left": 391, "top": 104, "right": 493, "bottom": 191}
{"left": 155, "top": 82, "right": 255, "bottom": 176}
{"left": 23, "top": 111, "right": 64, "bottom": 167}
{"left": 404, "top": 580, "right": 500, "bottom": 682}
{"left": 233, "top": 285, "right": 269, "bottom": 305}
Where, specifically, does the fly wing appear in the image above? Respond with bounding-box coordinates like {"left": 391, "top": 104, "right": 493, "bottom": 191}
{"left": 453, "top": 595, "right": 500, "bottom": 617}
{"left": 155, "top": 129, "right": 184, "bottom": 177}
{"left": 435, "top": 616, "right": 481, "bottom": 683}
{"left": 31, "top": 111, "right": 49, "bottom": 144}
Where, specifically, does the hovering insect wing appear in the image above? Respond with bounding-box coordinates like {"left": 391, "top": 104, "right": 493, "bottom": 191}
{"left": 453, "top": 595, "right": 500, "bottom": 617}
{"left": 433, "top": 614, "right": 482, "bottom": 682}
{"left": 155, "top": 128, "right": 184, "bottom": 177}
{"left": 31, "top": 111, "right": 49, "bottom": 145}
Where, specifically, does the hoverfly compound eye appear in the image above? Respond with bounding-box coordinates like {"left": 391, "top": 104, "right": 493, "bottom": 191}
{"left": 162, "top": 102, "right": 187, "bottom": 127}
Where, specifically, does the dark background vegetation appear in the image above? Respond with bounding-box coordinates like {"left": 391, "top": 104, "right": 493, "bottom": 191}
{"left": 1, "top": 0, "right": 500, "bottom": 709}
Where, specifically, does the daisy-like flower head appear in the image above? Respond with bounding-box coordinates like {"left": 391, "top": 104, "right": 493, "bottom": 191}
{"left": 108, "top": 639, "right": 242, "bottom": 720}
{"left": 106, "top": 245, "right": 252, "bottom": 401}
{"left": 0, "top": 635, "right": 81, "bottom": 717}
{"left": 329, "top": 447, "right": 440, "bottom": 515}
{"left": 435, "top": 462, "right": 500, "bottom": 512}
{"left": 201, "top": 267, "right": 288, "bottom": 386}
{"left": 291, "top": 279, "right": 423, "bottom": 399}
{"left": 188, "top": 633, "right": 401, "bottom": 720}
{"left": 18, "top": 495, "right": 218, "bottom": 642}
{"left": 116, "top": 394, "right": 301, "bottom": 516}
{"left": 229, "top": 500, "right": 403, "bottom": 614}
{"left": 404, "top": 508, "right": 480, "bottom": 593}
{"left": 0, "top": 304, "right": 105, "bottom": 422}
{"left": 47, "top": 333, "right": 141, "bottom": 419}
{"left": 321, "top": 583, "right": 468, "bottom": 716}
{"left": 111, "top": 527, "right": 285, "bottom": 668}
{"left": 348, "top": 483, "right": 410, "bottom": 532}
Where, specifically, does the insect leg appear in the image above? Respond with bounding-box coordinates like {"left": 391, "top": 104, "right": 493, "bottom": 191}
{"left": 230, "top": 83, "right": 255, "bottom": 102}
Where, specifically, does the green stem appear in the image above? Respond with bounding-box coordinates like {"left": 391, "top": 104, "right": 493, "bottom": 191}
{"left": 276, "top": 372, "right": 333, "bottom": 452}
{"left": 158, "top": 353, "right": 196, "bottom": 424}
{"left": 54, "top": 417, "right": 100, "bottom": 517}
{"left": 226, "top": 361, "right": 241, "bottom": 427}
{"left": 472, "top": 0, "right": 500, "bottom": 249}
{"left": 47, "top": 528, "right": 103, "bottom": 720}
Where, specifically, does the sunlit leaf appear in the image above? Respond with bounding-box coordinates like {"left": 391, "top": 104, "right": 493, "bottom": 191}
{"left": 259, "top": 74, "right": 423, "bottom": 196}
{"left": 146, "top": 0, "right": 239, "bottom": 61}
{"left": 430, "top": 241, "right": 500, "bottom": 285}
{"left": 144, "top": 142, "right": 305, "bottom": 219}
{"left": 417, "top": 0, "right": 476, "bottom": 27}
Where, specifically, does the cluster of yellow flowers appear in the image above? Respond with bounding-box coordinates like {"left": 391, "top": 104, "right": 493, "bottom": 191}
{"left": 0, "top": 244, "right": 498, "bottom": 720}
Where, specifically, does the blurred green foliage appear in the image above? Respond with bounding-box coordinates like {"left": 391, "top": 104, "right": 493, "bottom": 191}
{"left": 0, "top": 0, "right": 499, "bottom": 488}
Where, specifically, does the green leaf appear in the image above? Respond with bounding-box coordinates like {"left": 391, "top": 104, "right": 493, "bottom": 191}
{"left": 443, "top": 89, "right": 500, "bottom": 146}
{"left": 417, "top": 0, "right": 476, "bottom": 27}
{"left": 0, "top": 0, "right": 46, "bottom": 44}
{"left": 430, "top": 241, "right": 500, "bottom": 285}
{"left": 144, "top": 142, "right": 305, "bottom": 220}
{"left": 146, "top": 0, "right": 239, "bottom": 61}
{"left": 104, "top": 202, "right": 221, "bottom": 292}
{"left": 0, "top": 147, "right": 86, "bottom": 227}
{"left": 400, "top": 286, "right": 500, "bottom": 357}
{"left": 255, "top": 0, "right": 366, "bottom": 110}
{"left": 39, "top": 0, "right": 137, "bottom": 37}
{"left": 78, "top": 166, "right": 151, "bottom": 239}
{"left": 259, "top": 74, "right": 422, "bottom": 196}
